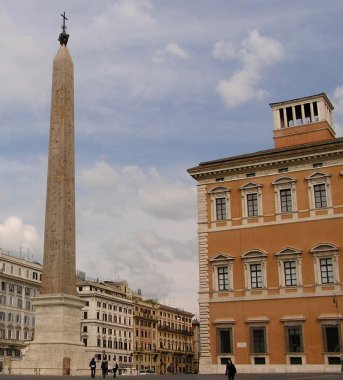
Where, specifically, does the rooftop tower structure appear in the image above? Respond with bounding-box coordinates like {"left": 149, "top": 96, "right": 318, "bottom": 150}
{"left": 271, "top": 93, "right": 335, "bottom": 148}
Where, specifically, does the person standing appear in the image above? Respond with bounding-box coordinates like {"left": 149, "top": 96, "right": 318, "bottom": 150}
{"left": 101, "top": 358, "right": 109, "bottom": 379}
{"left": 225, "top": 358, "right": 237, "bottom": 380}
{"left": 89, "top": 357, "right": 96, "bottom": 378}
{"left": 112, "top": 360, "right": 119, "bottom": 378}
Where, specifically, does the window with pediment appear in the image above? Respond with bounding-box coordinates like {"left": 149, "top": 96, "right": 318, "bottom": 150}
{"left": 210, "top": 254, "right": 234, "bottom": 291}
{"left": 275, "top": 247, "right": 302, "bottom": 287}
{"left": 305, "top": 172, "right": 332, "bottom": 210}
{"left": 239, "top": 183, "right": 263, "bottom": 218}
{"left": 272, "top": 177, "right": 297, "bottom": 214}
{"left": 242, "top": 250, "right": 267, "bottom": 290}
{"left": 209, "top": 187, "right": 231, "bottom": 221}
{"left": 310, "top": 243, "right": 339, "bottom": 285}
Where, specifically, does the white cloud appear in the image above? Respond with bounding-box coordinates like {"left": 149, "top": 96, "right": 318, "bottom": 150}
{"left": 153, "top": 43, "right": 189, "bottom": 64}
{"left": 87, "top": 229, "right": 196, "bottom": 308}
{"left": 212, "top": 39, "right": 237, "bottom": 60}
{"left": 0, "top": 216, "right": 40, "bottom": 256}
{"left": 91, "top": 0, "right": 156, "bottom": 44}
{"left": 215, "top": 30, "right": 285, "bottom": 108}
{"left": 74, "top": 160, "right": 197, "bottom": 310}
{"left": 139, "top": 183, "right": 196, "bottom": 220}
{"left": 79, "top": 161, "right": 196, "bottom": 221}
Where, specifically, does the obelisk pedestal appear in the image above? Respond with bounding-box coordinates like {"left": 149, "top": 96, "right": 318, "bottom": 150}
{"left": 9, "top": 17, "right": 91, "bottom": 376}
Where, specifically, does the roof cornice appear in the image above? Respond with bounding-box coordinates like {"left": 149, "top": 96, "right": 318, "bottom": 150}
{"left": 188, "top": 138, "right": 343, "bottom": 180}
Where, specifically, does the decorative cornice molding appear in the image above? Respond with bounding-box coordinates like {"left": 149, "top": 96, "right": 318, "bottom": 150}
{"left": 188, "top": 139, "right": 343, "bottom": 180}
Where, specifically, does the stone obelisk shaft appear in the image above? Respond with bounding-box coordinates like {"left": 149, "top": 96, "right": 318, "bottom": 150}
{"left": 41, "top": 44, "right": 76, "bottom": 295}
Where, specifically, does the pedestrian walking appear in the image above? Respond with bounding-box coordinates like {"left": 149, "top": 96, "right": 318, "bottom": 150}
{"left": 89, "top": 357, "right": 96, "bottom": 378}
{"left": 101, "top": 358, "right": 108, "bottom": 379}
{"left": 225, "top": 358, "right": 237, "bottom": 380}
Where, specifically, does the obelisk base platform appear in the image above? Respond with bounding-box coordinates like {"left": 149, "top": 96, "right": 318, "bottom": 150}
{"left": 9, "top": 294, "right": 91, "bottom": 375}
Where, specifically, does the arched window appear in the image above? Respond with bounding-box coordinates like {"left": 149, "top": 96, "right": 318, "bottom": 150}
{"left": 274, "top": 247, "right": 302, "bottom": 287}
{"left": 310, "top": 243, "right": 339, "bottom": 285}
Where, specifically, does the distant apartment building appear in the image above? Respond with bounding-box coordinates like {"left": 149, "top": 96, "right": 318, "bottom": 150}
{"left": 158, "top": 305, "right": 194, "bottom": 374}
{"left": 0, "top": 250, "right": 42, "bottom": 371}
{"left": 133, "top": 295, "right": 159, "bottom": 373}
{"left": 188, "top": 93, "right": 343, "bottom": 373}
{"left": 77, "top": 279, "right": 135, "bottom": 373}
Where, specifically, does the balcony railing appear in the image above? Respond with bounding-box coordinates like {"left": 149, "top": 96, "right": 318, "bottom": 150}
{"left": 158, "top": 325, "right": 193, "bottom": 336}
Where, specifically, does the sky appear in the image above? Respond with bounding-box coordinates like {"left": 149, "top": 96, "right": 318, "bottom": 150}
{"left": 0, "top": 0, "right": 343, "bottom": 316}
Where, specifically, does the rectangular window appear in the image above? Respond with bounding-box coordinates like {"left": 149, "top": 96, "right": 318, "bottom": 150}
{"left": 216, "top": 198, "right": 226, "bottom": 220}
{"left": 218, "top": 267, "right": 229, "bottom": 291}
{"left": 251, "top": 327, "right": 266, "bottom": 353}
{"left": 217, "top": 328, "right": 232, "bottom": 353}
{"left": 247, "top": 193, "right": 258, "bottom": 217}
{"left": 285, "top": 326, "right": 303, "bottom": 352}
{"left": 250, "top": 264, "right": 262, "bottom": 289}
{"left": 320, "top": 258, "right": 334, "bottom": 284}
{"left": 314, "top": 184, "right": 327, "bottom": 208}
{"left": 280, "top": 189, "right": 292, "bottom": 213}
{"left": 284, "top": 261, "right": 297, "bottom": 286}
{"left": 323, "top": 325, "right": 340, "bottom": 352}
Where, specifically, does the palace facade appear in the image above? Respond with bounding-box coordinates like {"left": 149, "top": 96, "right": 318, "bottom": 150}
{"left": 188, "top": 93, "right": 343, "bottom": 373}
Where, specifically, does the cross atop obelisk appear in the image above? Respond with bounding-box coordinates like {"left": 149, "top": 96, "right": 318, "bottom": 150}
{"left": 41, "top": 14, "right": 76, "bottom": 295}
{"left": 58, "top": 11, "right": 70, "bottom": 46}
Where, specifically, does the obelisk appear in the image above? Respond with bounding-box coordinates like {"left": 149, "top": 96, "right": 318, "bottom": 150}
{"left": 41, "top": 12, "right": 77, "bottom": 296}
{"left": 9, "top": 14, "right": 89, "bottom": 375}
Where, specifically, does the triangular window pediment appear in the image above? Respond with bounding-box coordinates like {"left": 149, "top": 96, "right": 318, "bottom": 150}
{"left": 209, "top": 186, "right": 230, "bottom": 194}
{"left": 210, "top": 253, "right": 234, "bottom": 262}
{"left": 305, "top": 172, "right": 331, "bottom": 181}
{"left": 274, "top": 247, "right": 302, "bottom": 257}
{"left": 272, "top": 176, "right": 296, "bottom": 185}
{"left": 239, "top": 182, "right": 262, "bottom": 191}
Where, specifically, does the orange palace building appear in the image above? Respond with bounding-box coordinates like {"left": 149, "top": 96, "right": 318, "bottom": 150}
{"left": 188, "top": 93, "right": 343, "bottom": 373}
